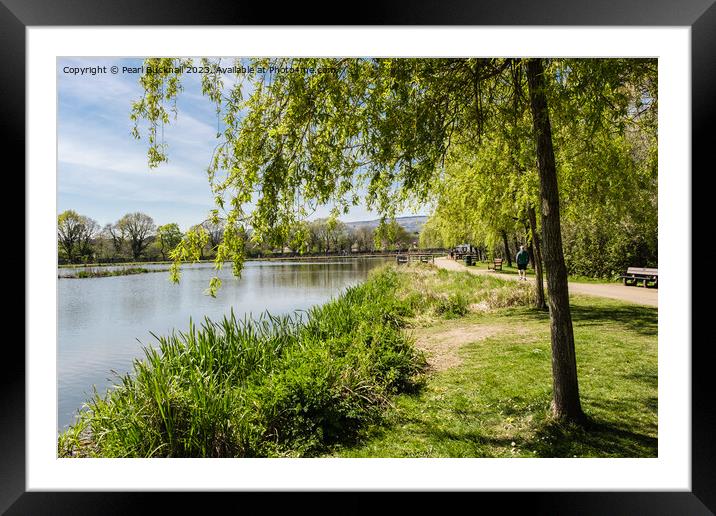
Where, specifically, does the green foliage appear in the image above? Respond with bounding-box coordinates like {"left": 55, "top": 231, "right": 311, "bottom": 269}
{"left": 156, "top": 223, "right": 183, "bottom": 260}
{"left": 421, "top": 58, "right": 657, "bottom": 277}
{"left": 418, "top": 216, "right": 446, "bottom": 249}
{"left": 352, "top": 225, "right": 376, "bottom": 252}
{"left": 58, "top": 210, "right": 100, "bottom": 263}
{"left": 305, "top": 216, "right": 349, "bottom": 254}
{"left": 561, "top": 213, "right": 657, "bottom": 278}
{"left": 168, "top": 224, "right": 210, "bottom": 283}
{"left": 549, "top": 60, "right": 658, "bottom": 276}
{"left": 374, "top": 219, "right": 414, "bottom": 251}
{"left": 434, "top": 293, "right": 470, "bottom": 318}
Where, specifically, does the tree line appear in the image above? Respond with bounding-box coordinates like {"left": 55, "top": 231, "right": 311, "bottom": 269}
{"left": 57, "top": 211, "right": 422, "bottom": 264}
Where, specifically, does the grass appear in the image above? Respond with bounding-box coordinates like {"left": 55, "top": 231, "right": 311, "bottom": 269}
{"left": 327, "top": 275, "right": 657, "bottom": 458}
{"left": 395, "top": 264, "right": 535, "bottom": 324}
{"left": 60, "top": 267, "right": 167, "bottom": 278}
{"left": 460, "top": 260, "right": 621, "bottom": 284}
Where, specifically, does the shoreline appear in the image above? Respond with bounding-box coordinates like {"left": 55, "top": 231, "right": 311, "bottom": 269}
{"left": 59, "top": 267, "right": 170, "bottom": 279}
{"left": 58, "top": 252, "right": 447, "bottom": 268}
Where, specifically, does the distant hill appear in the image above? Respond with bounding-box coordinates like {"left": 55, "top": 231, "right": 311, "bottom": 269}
{"left": 345, "top": 215, "right": 428, "bottom": 234}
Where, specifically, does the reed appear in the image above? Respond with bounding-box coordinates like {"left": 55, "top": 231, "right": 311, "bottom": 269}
{"left": 62, "top": 267, "right": 164, "bottom": 278}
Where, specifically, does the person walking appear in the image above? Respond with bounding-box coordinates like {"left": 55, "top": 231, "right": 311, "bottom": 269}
{"left": 516, "top": 245, "right": 529, "bottom": 280}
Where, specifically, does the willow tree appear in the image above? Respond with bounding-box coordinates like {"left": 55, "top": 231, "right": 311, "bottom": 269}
{"left": 131, "top": 57, "right": 655, "bottom": 424}
{"left": 156, "top": 223, "right": 183, "bottom": 261}
{"left": 424, "top": 137, "right": 546, "bottom": 309}
{"left": 549, "top": 61, "right": 658, "bottom": 278}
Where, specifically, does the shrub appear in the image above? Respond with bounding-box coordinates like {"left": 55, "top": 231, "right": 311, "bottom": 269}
{"left": 435, "top": 293, "right": 470, "bottom": 318}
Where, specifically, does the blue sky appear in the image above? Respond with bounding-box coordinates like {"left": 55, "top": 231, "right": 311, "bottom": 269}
{"left": 58, "top": 57, "right": 425, "bottom": 231}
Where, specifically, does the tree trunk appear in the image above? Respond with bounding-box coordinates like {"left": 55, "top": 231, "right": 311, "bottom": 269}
{"left": 501, "top": 230, "right": 513, "bottom": 267}
{"left": 524, "top": 224, "right": 534, "bottom": 265}
{"left": 526, "top": 58, "right": 584, "bottom": 423}
{"left": 63, "top": 244, "right": 74, "bottom": 263}
{"left": 527, "top": 205, "right": 547, "bottom": 311}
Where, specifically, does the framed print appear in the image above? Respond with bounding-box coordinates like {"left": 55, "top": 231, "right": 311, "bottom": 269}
{"left": 5, "top": 0, "right": 711, "bottom": 513}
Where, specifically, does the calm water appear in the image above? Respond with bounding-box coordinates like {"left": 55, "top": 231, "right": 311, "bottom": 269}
{"left": 57, "top": 258, "right": 390, "bottom": 431}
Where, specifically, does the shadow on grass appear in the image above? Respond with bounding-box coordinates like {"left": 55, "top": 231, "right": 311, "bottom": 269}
{"left": 569, "top": 304, "right": 658, "bottom": 337}
{"left": 375, "top": 414, "right": 523, "bottom": 454}
{"left": 529, "top": 416, "right": 657, "bottom": 458}
{"left": 347, "top": 410, "right": 657, "bottom": 458}
{"left": 511, "top": 302, "right": 657, "bottom": 337}
{"left": 583, "top": 396, "right": 658, "bottom": 434}
{"left": 623, "top": 371, "right": 659, "bottom": 386}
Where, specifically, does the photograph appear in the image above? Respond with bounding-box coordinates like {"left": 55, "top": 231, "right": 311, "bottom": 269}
{"left": 55, "top": 56, "right": 659, "bottom": 460}
{"left": 3, "top": 7, "right": 707, "bottom": 509}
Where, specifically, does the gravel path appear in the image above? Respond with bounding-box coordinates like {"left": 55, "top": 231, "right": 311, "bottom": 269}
{"left": 435, "top": 257, "right": 657, "bottom": 307}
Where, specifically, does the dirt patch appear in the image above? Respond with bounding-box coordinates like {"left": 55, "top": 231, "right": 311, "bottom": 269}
{"left": 411, "top": 323, "right": 503, "bottom": 372}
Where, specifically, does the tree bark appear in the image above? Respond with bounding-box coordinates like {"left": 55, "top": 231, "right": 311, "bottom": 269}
{"left": 526, "top": 58, "right": 584, "bottom": 423}
{"left": 527, "top": 205, "right": 547, "bottom": 311}
{"left": 501, "top": 230, "right": 513, "bottom": 267}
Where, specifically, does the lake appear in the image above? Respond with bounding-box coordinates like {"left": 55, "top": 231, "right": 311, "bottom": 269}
{"left": 57, "top": 257, "right": 391, "bottom": 432}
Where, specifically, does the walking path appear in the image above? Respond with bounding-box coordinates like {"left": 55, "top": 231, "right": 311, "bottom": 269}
{"left": 435, "top": 257, "right": 657, "bottom": 307}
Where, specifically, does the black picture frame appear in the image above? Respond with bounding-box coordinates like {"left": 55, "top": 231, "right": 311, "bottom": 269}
{"left": 5, "top": 1, "right": 709, "bottom": 513}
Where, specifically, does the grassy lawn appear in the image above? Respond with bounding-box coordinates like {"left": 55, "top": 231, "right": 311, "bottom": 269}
{"left": 328, "top": 277, "right": 657, "bottom": 458}
{"left": 461, "top": 260, "right": 620, "bottom": 284}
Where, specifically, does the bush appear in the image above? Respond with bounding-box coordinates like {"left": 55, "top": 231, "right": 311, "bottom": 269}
{"left": 435, "top": 293, "right": 470, "bottom": 318}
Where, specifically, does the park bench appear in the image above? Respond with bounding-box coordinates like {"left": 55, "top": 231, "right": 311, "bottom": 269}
{"left": 619, "top": 267, "right": 658, "bottom": 288}
{"left": 488, "top": 258, "right": 503, "bottom": 271}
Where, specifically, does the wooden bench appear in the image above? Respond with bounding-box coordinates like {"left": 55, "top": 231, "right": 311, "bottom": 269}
{"left": 488, "top": 258, "right": 503, "bottom": 271}
{"left": 619, "top": 267, "right": 658, "bottom": 288}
